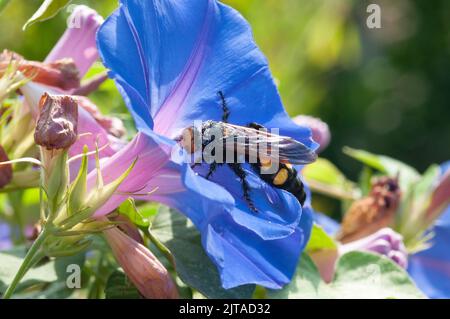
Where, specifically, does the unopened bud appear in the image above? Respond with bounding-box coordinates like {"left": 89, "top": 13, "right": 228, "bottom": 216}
{"left": 34, "top": 93, "right": 78, "bottom": 150}
{"left": 0, "top": 145, "right": 12, "bottom": 188}
{"left": 340, "top": 228, "right": 408, "bottom": 269}
{"left": 104, "top": 227, "right": 179, "bottom": 299}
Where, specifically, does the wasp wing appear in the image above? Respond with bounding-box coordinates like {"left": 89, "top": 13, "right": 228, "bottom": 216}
{"left": 219, "top": 123, "right": 317, "bottom": 165}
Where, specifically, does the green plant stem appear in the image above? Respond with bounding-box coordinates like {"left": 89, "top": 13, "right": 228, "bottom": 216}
{"left": 2, "top": 228, "right": 48, "bottom": 299}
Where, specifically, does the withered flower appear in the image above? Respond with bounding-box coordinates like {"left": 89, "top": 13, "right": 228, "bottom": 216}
{"left": 34, "top": 93, "right": 78, "bottom": 150}
{"left": 337, "top": 176, "right": 401, "bottom": 243}
{"left": 0, "top": 145, "right": 12, "bottom": 188}
{"left": 0, "top": 50, "right": 80, "bottom": 91}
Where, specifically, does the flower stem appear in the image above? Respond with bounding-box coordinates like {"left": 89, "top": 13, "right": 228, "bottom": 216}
{"left": 2, "top": 228, "right": 48, "bottom": 299}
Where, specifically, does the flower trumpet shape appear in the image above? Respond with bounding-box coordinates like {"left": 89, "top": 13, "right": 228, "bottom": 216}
{"left": 104, "top": 227, "right": 179, "bottom": 299}
{"left": 98, "top": 0, "right": 318, "bottom": 289}
{"left": 45, "top": 5, "right": 104, "bottom": 76}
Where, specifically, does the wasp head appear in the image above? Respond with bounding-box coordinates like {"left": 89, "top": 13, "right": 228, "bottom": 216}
{"left": 175, "top": 126, "right": 201, "bottom": 154}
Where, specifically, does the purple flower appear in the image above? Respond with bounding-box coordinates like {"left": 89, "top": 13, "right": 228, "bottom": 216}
{"left": 340, "top": 228, "right": 408, "bottom": 269}
{"left": 0, "top": 223, "right": 12, "bottom": 251}
{"left": 17, "top": 5, "right": 121, "bottom": 170}
{"left": 97, "top": 0, "right": 317, "bottom": 289}
{"left": 45, "top": 5, "right": 104, "bottom": 77}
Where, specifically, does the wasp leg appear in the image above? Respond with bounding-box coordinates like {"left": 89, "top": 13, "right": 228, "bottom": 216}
{"left": 247, "top": 122, "right": 265, "bottom": 130}
{"left": 218, "top": 91, "right": 230, "bottom": 123}
{"left": 228, "top": 163, "right": 258, "bottom": 213}
{"left": 206, "top": 162, "right": 218, "bottom": 180}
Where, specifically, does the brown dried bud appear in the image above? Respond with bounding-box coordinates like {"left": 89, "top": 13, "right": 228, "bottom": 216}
{"left": 34, "top": 93, "right": 78, "bottom": 150}
{"left": 337, "top": 176, "right": 401, "bottom": 243}
{"left": 0, "top": 145, "right": 12, "bottom": 188}
{"left": 0, "top": 50, "right": 80, "bottom": 90}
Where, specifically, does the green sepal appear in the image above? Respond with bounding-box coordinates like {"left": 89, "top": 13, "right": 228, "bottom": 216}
{"left": 67, "top": 146, "right": 89, "bottom": 216}
{"left": 45, "top": 239, "right": 92, "bottom": 258}
{"left": 44, "top": 151, "right": 69, "bottom": 216}
{"left": 86, "top": 156, "right": 138, "bottom": 213}
{"left": 57, "top": 157, "right": 137, "bottom": 230}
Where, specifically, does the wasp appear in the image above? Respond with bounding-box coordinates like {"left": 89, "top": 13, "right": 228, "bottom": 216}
{"left": 176, "top": 91, "right": 317, "bottom": 211}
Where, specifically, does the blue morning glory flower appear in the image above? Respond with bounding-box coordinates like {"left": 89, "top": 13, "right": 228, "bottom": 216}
{"left": 407, "top": 162, "right": 450, "bottom": 298}
{"left": 97, "top": 0, "right": 317, "bottom": 289}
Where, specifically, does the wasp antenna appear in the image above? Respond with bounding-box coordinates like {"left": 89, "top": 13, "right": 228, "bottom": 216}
{"left": 217, "top": 91, "right": 230, "bottom": 123}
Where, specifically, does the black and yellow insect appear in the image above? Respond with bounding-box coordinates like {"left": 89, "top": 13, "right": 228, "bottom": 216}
{"left": 176, "top": 91, "right": 317, "bottom": 211}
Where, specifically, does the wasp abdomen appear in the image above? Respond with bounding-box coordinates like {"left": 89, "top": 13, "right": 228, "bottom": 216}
{"left": 254, "top": 161, "right": 306, "bottom": 206}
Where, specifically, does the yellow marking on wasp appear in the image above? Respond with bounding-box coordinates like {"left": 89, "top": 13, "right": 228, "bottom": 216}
{"left": 273, "top": 168, "right": 289, "bottom": 185}
{"left": 259, "top": 156, "right": 272, "bottom": 167}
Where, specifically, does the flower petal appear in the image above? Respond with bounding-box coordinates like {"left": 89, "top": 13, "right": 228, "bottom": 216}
{"left": 194, "top": 163, "right": 302, "bottom": 240}
{"left": 97, "top": 0, "right": 317, "bottom": 149}
{"left": 408, "top": 209, "right": 450, "bottom": 298}
{"left": 91, "top": 131, "right": 235, "bottom": 219}
{"left": 45, "top": 5, "right": 104, "bottom": 77}
{"left": 203, "top": 205, "right": 313, "bottom": 289}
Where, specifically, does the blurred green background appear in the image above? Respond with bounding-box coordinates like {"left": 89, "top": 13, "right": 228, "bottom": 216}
{"left": 0, "top": 0, "right": 449, "bottom": 180}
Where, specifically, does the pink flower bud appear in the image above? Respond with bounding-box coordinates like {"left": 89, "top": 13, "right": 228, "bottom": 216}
{"left": 293, "top": 115, "right": 331, "bottom": 153}
{"left": 45, "top": 5, "right": 104, "bottom": 77}
{"left": 34, "top": 93, "right": 78, "bottom": 150}
{"left": 340, "top": 228, "right": 408, "bottom": 269}
{"left": 104, "top": 227, "right": 179, "bottom": 299}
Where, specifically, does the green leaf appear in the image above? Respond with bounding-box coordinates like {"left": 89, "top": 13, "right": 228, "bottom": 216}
{"left": 343, "top": 147, "right": 421, "bottom": 191}
{"left": 0, "top": 0, "right": 11, "bottom": 14}
{"left": 303, "top": 157, "right": 359, "bottom": 200}
{"left": 104, "top": 270, "right": 141, "bottom": 299}
{"left": 306, "top": 223, "right": 338, "bottom": 252}
{"left": 268, "top": 252, "right": 425, "bottom": 299}
{"left": 358, "top": 166, "right": 373, "bottom": 196}
{"left": 151, "top": 206, "right": 255, "bottom": 299}
{"left": 23, "top": 0, "right": 72, "bottom": 30}
{"left": 0, "top": 252, "right": 58, "bottom": 294}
